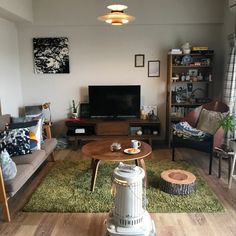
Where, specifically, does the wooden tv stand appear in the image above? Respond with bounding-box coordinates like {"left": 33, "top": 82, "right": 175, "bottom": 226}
{"left": 65, "top": 117, "right": 160, "bottom": 147}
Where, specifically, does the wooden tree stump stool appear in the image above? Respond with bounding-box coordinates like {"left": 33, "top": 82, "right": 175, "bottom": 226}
{"left": 160, "top": 169, "right": 196, "bottom": 195}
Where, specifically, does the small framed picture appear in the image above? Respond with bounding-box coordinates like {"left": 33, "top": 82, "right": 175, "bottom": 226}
{"left": 148, "top": 60, "right": 160, "bottom": 77}
{"left": 135, "top": 54, "right": 145, "bottom": 67}
{"left": 188, "top": 69, "right": 198, "bottom": 77}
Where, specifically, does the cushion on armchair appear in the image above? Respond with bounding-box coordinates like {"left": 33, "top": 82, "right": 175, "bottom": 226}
{"left": 196, "top": 109, "right": 227, "bottom": 135}
{"left": 173, "top": 121, "right": 211, "bottom": 141}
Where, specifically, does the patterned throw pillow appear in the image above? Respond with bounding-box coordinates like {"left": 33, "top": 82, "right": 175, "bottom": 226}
{"left": 0, "top": 128, "right": 31, "bottom": 157}
{"left": 173, "top": 121, "right": 211, "bottom": 141}
{"left": 28, "top": 119, "right": 42, "bottom": 150}
{"left": 9, "top": 119, "right": 43, "bottom": 150}
{"left": 197, "top": 109, "right": 228, "bottom": 135}
{"left": 0, "top": 149, "right": 17, "bottom": 181}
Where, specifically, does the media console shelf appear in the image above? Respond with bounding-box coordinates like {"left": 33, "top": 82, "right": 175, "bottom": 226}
{"left": 65, "top": 118, "right": 161, "bottom": 147}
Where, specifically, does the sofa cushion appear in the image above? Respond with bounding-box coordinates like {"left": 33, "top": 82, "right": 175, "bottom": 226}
{"left": 12, "top": 149, "right": 46, "bottom": 168}
{"left": 0, "top": 115, "right": 11, "bottom": 132}
{"left": 0, "top": 128, "right": 31, "bottom": 157}
{"left": 41, "top": 138, "right": 57, "bottom": 156}
{"left": 9, "top": 119, "right": 43, "bottom": 150}
{"left": 4, "top": 164, "right": 34, "bottom": 197}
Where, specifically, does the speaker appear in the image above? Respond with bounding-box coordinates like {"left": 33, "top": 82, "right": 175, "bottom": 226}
{"left": 80, "top": 103, "right": 90, "bottom": 118}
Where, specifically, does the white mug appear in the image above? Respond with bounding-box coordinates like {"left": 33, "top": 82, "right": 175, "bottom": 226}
{"left": 131, "top": 140, "right": 141, "bottom": 149}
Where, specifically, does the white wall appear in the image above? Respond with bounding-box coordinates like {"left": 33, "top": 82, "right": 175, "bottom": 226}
{"left": 0, "top": 0, "right": 33, "bottom": 23}
{"left": 0, "top": 18, "right": 23, "bottom": 116}
{"left": 17, "top": 0, "right": 225, "bottom": 138}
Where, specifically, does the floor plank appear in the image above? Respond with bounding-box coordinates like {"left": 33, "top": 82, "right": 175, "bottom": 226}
{"left": 0, "top": 143, "right": 235, "bottom": 236}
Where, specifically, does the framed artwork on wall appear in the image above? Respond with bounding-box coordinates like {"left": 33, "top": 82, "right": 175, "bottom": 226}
{"left": 148, "top": 60, "right": 160, "bottom": 77}
{"left": 33, "top": 37, "right": 70, "bottom": 74}
{"left": 135, "top": 54, "right": 145, "bottom": 67}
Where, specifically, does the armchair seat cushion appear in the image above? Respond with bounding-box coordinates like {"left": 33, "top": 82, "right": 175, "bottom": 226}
{"left": 173, "top": 135, "right": 213, "bottom": 153}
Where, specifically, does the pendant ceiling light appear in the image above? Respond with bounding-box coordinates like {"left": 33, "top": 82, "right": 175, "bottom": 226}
{"left": 98, "top": 4, "right": 135, "bottom": 26}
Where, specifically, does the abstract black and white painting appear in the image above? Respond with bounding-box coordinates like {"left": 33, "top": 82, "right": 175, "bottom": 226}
{"left": 33, "top": 37, "right": 70, "bottom": 74}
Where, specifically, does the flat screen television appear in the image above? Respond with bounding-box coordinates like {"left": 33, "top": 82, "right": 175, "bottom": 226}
{"left": 89, "top": 85, "right": 140, "bottom": 118}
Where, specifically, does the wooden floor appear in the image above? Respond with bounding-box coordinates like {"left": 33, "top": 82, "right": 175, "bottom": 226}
{"left": 0, "top": 143, "right": 235, "bottom": 236}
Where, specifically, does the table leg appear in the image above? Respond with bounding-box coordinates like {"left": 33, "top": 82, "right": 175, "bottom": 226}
{"left": 218, "top": 153, "right": 222, "bottom": 178}
{"left": 229, "top": 154, "right": 236, "bottom": 189}
{"left": 138, "top": 158, "right": 147, "bottom": 187}
{"left": 91, "top": 159, "right": 101, "bottom": 192}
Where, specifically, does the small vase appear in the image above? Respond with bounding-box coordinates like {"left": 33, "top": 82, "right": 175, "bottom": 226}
{"left": 71, "top": 112, "right": 78, "bottom": 119}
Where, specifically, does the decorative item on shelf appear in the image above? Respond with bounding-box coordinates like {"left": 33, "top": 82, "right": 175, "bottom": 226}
{"left": 181, "top": 73, "right": 185, "bottom": 81}
{"left": 71, "top": 100, "right": 79, "bottom": 119}
{"left": 197, "top": 73, "right": 203, "bottom": 81}
{"left": 174, "top": 57, "right": 181, "bottom": 66}
{"left": 169, "top": 48, "right": 182, "bottom": 55}
{"left": 185, "top": 73, "right": 190, "bottom": 81}
{"left": 201, "top": 58, "right": 211, "bottom": 66}
{"left": 181, "top": 55, "right": 192, "bottom": 65}
{"left": 187, "top": 83, "right": 193, "bottom": 92}
{"left": 191, "top": 46, "right": 211, "bottom": 55}
{"left": 136, "top": 130, "right": 143, "bottom": 136}
{"left": 140, "top": 106, "right": 147, "bottom": 120}
{"left": 194, "top": 62, "right": 201, "bottom": 66}
{"left": 187, "top": 88, "right": 205, "bottom": 103}
{"left": 98, "top": 4, "right": 135, "bottom": 26}
{"left": 208, "top": 74, "right": 212, "bottom": 82}
{"left": 192, "top": 46, "right": 209, "bottom": 51}
{"left": 182, "top": 42, "right": 191, "bottom": 54}
{"left": 172, "top": 74, "right": 179, "bottom": 82}
{"left": 148, "top": 110, "right": 158, "bottom": 120}
{"left": 188, "top": 69, "right": 198, "bottom": 82}
{"left": 42, "top": 102, "right": 52, "bottom": 124}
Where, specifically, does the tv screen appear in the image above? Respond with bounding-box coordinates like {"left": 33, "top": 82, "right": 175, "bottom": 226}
{"left": 89, "top": 85, "right": 140, "bottom": 118}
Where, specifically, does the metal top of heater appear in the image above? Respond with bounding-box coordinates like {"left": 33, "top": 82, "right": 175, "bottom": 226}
{"left": 113, "top": 162, "right": 145, "bottom": 183}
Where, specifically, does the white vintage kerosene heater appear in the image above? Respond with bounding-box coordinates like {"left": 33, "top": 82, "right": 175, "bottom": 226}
{"left": 105, "top": 162, "right": 156, "bottom": 236}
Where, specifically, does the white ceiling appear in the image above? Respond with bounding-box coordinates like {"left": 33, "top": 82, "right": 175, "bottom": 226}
{"left": 0, "top": 0, "right": 226, "bottom": 25}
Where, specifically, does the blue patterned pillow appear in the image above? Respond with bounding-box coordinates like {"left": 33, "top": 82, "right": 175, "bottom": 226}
{"left": 173, "top": 122, "right": 211, "bottom": 141}
{"left": 0, "top": 150, "right": 17, "bottom": 181}
{"left": 0, "top": 128, "right": 31, "bottom": 157}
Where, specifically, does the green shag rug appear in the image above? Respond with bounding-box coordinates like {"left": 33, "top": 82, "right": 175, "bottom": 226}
{"left": 23, "top": 160, "right": 224, "bottom": 213}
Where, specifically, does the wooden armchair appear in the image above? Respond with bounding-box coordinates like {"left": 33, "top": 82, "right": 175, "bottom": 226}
{"left": 172, "top": 100, "right": 229, "bottom": 175}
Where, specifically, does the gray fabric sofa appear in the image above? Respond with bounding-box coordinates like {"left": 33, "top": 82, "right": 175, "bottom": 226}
{"left": 0, "top": 114, "right": 57, "bottom": 222}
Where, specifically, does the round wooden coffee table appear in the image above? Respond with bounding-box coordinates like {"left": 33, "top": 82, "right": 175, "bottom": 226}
{"left": 82, "top": 139, "right": 152, "bottom": 191}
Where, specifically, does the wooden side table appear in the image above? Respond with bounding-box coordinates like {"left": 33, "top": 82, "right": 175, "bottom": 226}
{"left": 214, "top": 146, "right": 236, "bottom": 188}
{"left": 82, "top": 139, "right": 152, "bottom": 191}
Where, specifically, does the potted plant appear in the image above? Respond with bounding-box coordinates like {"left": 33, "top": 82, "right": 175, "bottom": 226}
{"left": 220, "top": 113, "right": 236, "bottom": 149}
{"left": 71, "top": 100, "right": 79, "bottom": 118}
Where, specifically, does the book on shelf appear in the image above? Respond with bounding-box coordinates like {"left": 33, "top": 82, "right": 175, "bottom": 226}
{"left": 192, "top": 46, "right": 208, "bottom": 51}
{"left": 169, "top": 49, "right": 182, "bottom": 55}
